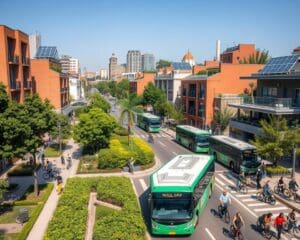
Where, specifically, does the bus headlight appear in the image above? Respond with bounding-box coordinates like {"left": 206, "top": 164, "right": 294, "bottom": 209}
{"left": 152, "top": 222, "right": 159, "bottom": 230}
{"left": 184, "top": 222, "right": 193, "bottom": 230}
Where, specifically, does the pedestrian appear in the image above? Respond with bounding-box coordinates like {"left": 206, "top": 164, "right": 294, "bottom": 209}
{"left": 61, "top": 155, "right": 65, "bottom": 165}
{"left": 274, "top": 212, "right": 285, "bottom": 239}
{"left": 256, "top": 169, "right": 263, "bottom": 189}
{"left": 128, "top": 157, "right": 135, "bottom": 174}
{"left": 261, "top": 161, "right": 266, "bottom": 178}
{"left": 67, "top": 154, "right": 72, "bottom": 169}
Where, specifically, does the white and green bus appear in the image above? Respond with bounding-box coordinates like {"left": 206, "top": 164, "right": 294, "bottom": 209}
{"left": 209, "top": 135, "right": 261, "bottom": 174}
{"left": 137, "top": 113, "right": 161, "bottom": 133}
{"left": 149, "top": 154, "right": 214, "bottom": 236}
{"left": 176, "top": 125, "right": 211, "bottom": 153}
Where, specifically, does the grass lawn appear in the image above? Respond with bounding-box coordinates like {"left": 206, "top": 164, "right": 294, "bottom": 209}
{"left": 0, "top": 233, "right": 19, "bottom": 240}
{"left": 0, "top": 206, "right": 35, "bottom": 224}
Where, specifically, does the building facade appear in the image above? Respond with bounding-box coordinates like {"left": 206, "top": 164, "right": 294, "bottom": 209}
{"left": 100, "top": 68, "right": 108, "bottom": 79}
{"left": 220, "top": 44, "right": 256, "bottom": 64}
{"left": 69, "top": 57, "right": 80, "bottom": 75}
{"left": 0, "top": 25, "right": 32, "bottom": 102}
{"left": 109, "top": 53, "right": 118, "bottom": 79}
{"left": 29, "top": 32, "right": 41, "bottom": 59}
{"left": 69, "top": 76, "right": 83, "bottom": 101}
{"left": 142, "top": 53, "right": 155, "bottom": 71}
{"left": 60, "top": 55, "right": 71, "bottom": 73}
{"left": 229, "top": 54, "right": 300, "bottom": 142}
{"left": 129, "top": 72, "right": 155, "bottom": 95}
{"left": 181, "top": 63, "right": 263, "bottom": 128}
{"left": 182, "top": 50, "right": 196, "bottom": 66}
{"left": 155, "top": 62, "right": 192, "bottom": 103}
{"left": 60, "top": 55, "right": 80, "bottom": 75}
{"left": 127, "top": 50, "right": 141, "bottom": 73}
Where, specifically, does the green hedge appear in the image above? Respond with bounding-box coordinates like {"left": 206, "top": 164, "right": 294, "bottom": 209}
{"left": 114, "top": 126, "right": 129, "bottom": 136}
{"left": 44, "top": 177, "right": 146, "bottom": 240}
{"left": 7, "top": 163, "right": 41, "bottom": 177}
{"left": 266, "top": 165, "right": 291, "bottom": 176}
{"left": 97, "top": 136, "right": 154, "bottom": 169}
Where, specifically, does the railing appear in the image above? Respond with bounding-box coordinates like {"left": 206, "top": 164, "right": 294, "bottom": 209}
{"left": 243, "top": 97, "right": 292, "bottom": 108}
{"left": 188, "top": 108, "right": 196, "bottom": 115}
{"left": 10, "top": 81, "right": 21, "bottom": 90}
{"left": 198, "top": 110, "right": 205, "bottom": 117}
{"left": 188, "top": 90, "right": 196, "bottom": 97}
{"left": 8, "top": 55, "right": 19, "bottom": 64}
{"left": 22, "top": 56, "right": 30, "bottom": 65}
{"left": 24, "top": 81, "right": 32, "bottom": 89}
{"left": 182, "top": 89, "right": 186, "bottom": 96}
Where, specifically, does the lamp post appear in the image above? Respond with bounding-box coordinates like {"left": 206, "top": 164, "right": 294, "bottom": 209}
{"left": 292, "top": 144, "right": 298, "bottom": 179}
{"left": 58, "top": 121, "right": 62, "bottom": 155}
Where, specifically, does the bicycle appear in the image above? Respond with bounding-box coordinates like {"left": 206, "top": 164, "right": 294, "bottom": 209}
{"left": 273, "top": 184, "right": 289, "bottom": 197}
{"left": 284, "top": 220, "right": 300, "bottom": 238}
{"left": 237, "top": 183, "right": 248, "bottom": 194}
{"left": 229, "top": 224, "right": 244, "bottom": 240}
{"left": 284, "top": 189, "right": 300, "bottom": 203}
{"left": 218, "top": 205, "right": 230, "bottom": 223}
{"left": 256, "top": 217, "right": 272, "bottom": 239}
{"left": 256, "top": 191, "right": 276, "bottom": 205}
{"left": 42, "top": 167, "right": 61, "bottom": 180}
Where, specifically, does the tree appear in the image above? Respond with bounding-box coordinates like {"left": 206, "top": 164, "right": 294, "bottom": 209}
{"left": 51, "top": 114, "right": 71, "bottom": 140}
{"left": 240, "top": 50, "right": 269, "bottom": 64}
{"left": 0, "top": 179, "right": 8, "bottom": 203}
{"left": 96, "top": 81, "right": 110, "bottom": 95}
{"left": 251, "top": 116, "right": 298, "bottom": 165}
{"left": 118, "top": 94, "right": 143, "bottom": 145}
{"left": 22, "top": 95, "right": 57, "bottom": 196}
{"left": 156, "top": 59, "right": 171, "bottom": 69}
{"left": 212, "top": 107, "right": 234, "bottom": 134}
{"left": 0, "top": 83, "right": 9, "bottom": 112}
{"left": 142, "top": 83, "right": 165, "bottom": 107}
{"left": 73, "top": 108, "right": 116, "bottom": 153}
{"left": 89, "top": 93, "right": 111, "bottom": 113}
{"left": 248, "top": 82, "right": 256, "bottom": 103}
{"left": 116, "top": 79, "right": 129, "bottom": 99}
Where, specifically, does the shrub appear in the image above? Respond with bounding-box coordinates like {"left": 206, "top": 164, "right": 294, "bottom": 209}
{"left": 7, "top": 163, "right": 41, "bottom": 177}
{"left": 131, "top": 137, "right": 154, "bottom": 165}
{"left": 266, "top": 165, "right": 290, "bottom": 176}
{"left": 114, "top": 126, "right": 129, "bottom": 136}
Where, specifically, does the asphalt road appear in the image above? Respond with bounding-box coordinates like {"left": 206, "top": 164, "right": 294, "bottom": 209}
{"left": 108, "top": 98, "right": 298, "bottom": 240}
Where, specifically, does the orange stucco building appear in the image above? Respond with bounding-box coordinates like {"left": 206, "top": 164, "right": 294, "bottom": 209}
{"left": 31, "top": 59, "right": 70, "bottom": 112}
{"left": 181, "top": 63, "right": 263, "bottom": 128}
{"left": 129, "top": 72, "right": 155, "bottom": 95}
{"left": 220, "top": 44, "right": 256, "bottom": 64}
{"left": 0, "top": 25, "right": 32, "bottom": 102}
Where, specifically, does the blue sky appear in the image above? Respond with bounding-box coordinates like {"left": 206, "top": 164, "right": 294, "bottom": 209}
{"left": 0, "top": 0, "right": 299, "bottom": 72}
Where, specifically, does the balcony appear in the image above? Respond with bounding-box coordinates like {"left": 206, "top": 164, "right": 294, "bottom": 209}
{"left": 229, "top": 118, "right": 264, "bottom": 137}
{"left": 8, "top": 55, "right": 19, "bottom": 64}
{"left": 188, "top": 108, "right": 196, "bottom": 116}
{"left": 22, "top": 56, "right": 30, "bottom": 66}
{"left": 188, "top": 90, "right": 196, "bottom": 97}
{"left": 60, "top": 87, "right": 69, "bottom": 93}
{"left": 10, "top": 81, "right": 21, "bottom": 91}
{"left": 24, "top": 81, "right": 32, "bottom": 89}
{"left": 229, "top": 96, "right": 300, "bottom": 114}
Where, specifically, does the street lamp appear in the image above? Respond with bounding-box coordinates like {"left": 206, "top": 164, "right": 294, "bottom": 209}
{"left": 292, "top": 143, "right": 299, "bottom": 178}
{"left": 57, "top": 121, "right": 62, "bottom": 155}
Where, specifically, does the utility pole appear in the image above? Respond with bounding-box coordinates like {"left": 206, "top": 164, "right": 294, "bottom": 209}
{"left": 58, "top": 121, "right": 62, "bottom": 155}
{"left": 292, "top": 144, "right": 297, "bottom": 178}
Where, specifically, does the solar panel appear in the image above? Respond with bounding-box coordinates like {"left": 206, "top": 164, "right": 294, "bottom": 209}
{"left": 259, "top": 55, "right": 299, "bottom": 74}
{"left": 36, "top": 46, "right": 59, "bottom": 59}
{"left": 171, "top": 62, "right": 192, "bottom": 70}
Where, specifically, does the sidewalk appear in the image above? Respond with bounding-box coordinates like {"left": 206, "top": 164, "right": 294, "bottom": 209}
{"left": 26, "top": 138, "right": 81, "bottom": 240}
{"left": 161, "top": 127, "right": 176, "bottom": 138}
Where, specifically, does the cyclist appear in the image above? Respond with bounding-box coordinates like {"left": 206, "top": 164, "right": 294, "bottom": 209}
{"left": 219, "top": 189, "right": 231, "bottom": 217}
{"left": 262, "top": 213, "right": 272, "bottom": 234}
{"left": 287, "top": 209, "right": 296, "bottom": 232}
{"left": 148, "top": 133, "right": 154, "bottom": 143}
{"left": 274, "top": 213, "right": 285, "bottom": 240}
{"left": 236, "top": 172, "right": 245, "bottom": 191}
{"left": 232, "top": 212, "right": 245, "bottom": 236}
{"left": 277, "top": 176, "right": 285, "bottom": 194}
{"left": 262, "top": 180, "right": 272, "bottom": 199}
{"left": 288, "top": 178, "right": 299, "bottom": 197}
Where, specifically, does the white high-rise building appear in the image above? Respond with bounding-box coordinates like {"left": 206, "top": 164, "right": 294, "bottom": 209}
{"left": 29, "top": 32, "right": 41, "bottom": 59}
{"left": 69, "top": 58, "right": 80, "bottom": 75}
{"left": 60, "top": 55, "right": 80, "bottom": 75}
{"left": 100, "top": 69, "right": 108, "bottom": 79}
{"left": 69, "top": 76, "right": 83, "bottom": 101}
{"left": 126, "top": 50, "right": 141, "bottom": 73}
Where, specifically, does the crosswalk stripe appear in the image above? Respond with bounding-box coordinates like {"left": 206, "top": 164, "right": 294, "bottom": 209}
{"left": 140, "top": 135, "right": 145, "bottom": 139}
{"left": 139, "top": 179, "right": 148, "bottom": 191}
{"left": 218, "top": 174, "right": 235, "bottom": 186}
{"left": 254, "top": 206, "right": 288, "bottom": 212}
{"left": 242, "top": 198, "right": 256, "bottom": 202}
{"left": 235, "top": 194, "right": 255, "bottom": 198}
{"left": 158, "top": 141, "right": 166, "bottom": 147}
{"left": 161, "top": 133, "right": 168, "bottom": 138}
{"left": 215, "top": 178, "right": 225, "bottom": 186}
{"left": 248, "top": 203, "right": 269, "bottom": 207}
{"left": 172, "top": 151, "right": 177, "bottom": 155}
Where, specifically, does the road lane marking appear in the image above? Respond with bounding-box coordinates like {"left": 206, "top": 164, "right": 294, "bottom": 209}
{"left": 242, "top": 198, "right": 256, "bottom": 202}
{"left": 215, "top": 178, "right": 225, "bottom": 186}
{"left": 205, "top": 228, "right": 216, "bottom": 240}
{"left": 161, "top": 133, "right": 168, "bottom": 138}
{"left": 139, "top": 179, "right": 148, "bottom": 191}
{"left": 140, "top": 135, "right": 145, "bottom": 139}
{"left": 248, "top": 203, "right": 269, "bottom": 207}
{"left": 172, "top": 151, "right": 177, "bottom": 155}
{"left": 158, "top": 141, "right": 166, "bottom": 147}
{"left": 254, "top": 206, "right": 288, "bottom": 212}
{"left": 218, "top": 174, "right": 235, "bottom": 185}
{"left": 235, "top": 194, "right": 255, "bottom": 198}
{"left": 215, "top": 183, "right": 257, "bottom": 218}
{"left": 215, "top": 170, "right": 225, "bottom": 173}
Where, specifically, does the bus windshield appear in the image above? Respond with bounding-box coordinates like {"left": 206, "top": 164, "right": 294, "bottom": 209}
{"left": 195, "top": 135, "right": 210, "bottom": 145}
{"left": 149, "top": 119, "right": 160, "bottom": 126}
{"left": 242, "top": 150, "right": 260, "bottom": 167}
{"left": 151, "top": 193, "right": 193, "bottom": 221}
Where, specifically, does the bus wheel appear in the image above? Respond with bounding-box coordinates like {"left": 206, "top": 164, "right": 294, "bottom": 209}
{"left": 230, "top": 162, "right": 234, "bottom": 171}
{"left": 213, "top": 152, "right": 217, "bottom": 161}
{"left": 194, "top": 212, "right": 199, "bottom": 227}
{"left": 189, "top": 144, "right": 193, "bottom": 151}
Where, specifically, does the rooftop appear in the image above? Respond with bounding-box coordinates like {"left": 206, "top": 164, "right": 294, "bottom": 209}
{"left": 36, "top": 46, "right": 59, "bottom": 60}
{"left": 177, "top": 125, "right": 209, "bottom": 135}
{"left": 210, "top": 135, "right": 256, "bottom": 150}
{"left": 182, "top": 51, "right": 194, "bottom": 61}
{"left": 171, "top": 62, "right": 192, "bottom": 70}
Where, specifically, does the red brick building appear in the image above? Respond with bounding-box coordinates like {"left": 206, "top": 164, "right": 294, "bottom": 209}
{"left": 129, "top": 72, "right": 156, "bottom": 95}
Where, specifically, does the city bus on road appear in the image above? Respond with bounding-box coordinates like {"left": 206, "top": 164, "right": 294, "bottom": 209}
{"left": 149, "top": 154, "right": 214, "bottom": 236}
{"left": 137, "top": 113, "right": 161, "bottom": 133}
{"left": 175, "top": 125, "right": 211, "bottom": 153}
{"left": 209, "top": 135, "right": 261, "bottom": 174}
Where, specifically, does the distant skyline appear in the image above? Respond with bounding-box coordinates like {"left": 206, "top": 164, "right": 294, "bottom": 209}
{"left": 0, "top": 0, "right": 299, "bottom": 72}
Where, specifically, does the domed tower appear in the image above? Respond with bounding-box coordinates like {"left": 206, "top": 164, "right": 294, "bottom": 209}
{"left": 182, "top": 50, "right": 195, "bottom": 66}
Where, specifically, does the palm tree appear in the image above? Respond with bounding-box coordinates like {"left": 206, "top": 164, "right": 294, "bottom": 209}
{"left": 240, "top": 50, "right": 269, "bottom": 64}
{"left": 212, "top": 107, "right": 234, "bottom": 134}
{"left": 118, "top": 94, "right": 143, "bottom": 145}
{"left": 248, "top": 82, "right": 256, "bottom": 103}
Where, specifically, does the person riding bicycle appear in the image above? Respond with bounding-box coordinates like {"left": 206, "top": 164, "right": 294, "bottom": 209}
{"left": 262, "top": 213, "right": 272, "bottom": 233}
{"left": 287, "top": 209, "right": 296, "bottom": 232}
{"left": 277, "top": 176, "right": 285, "bottom": 194}
{"left": 232, "top": 212, "right": 245, "bottom": 235}
{"left": 288, "top": 178, "right": 299, "bottom": 197}
{"left": 148, "top": 133, "right": 154, "bottom": 143}
{"left": 219, "top": 189, "right": 231, "bottom": 217}
{"left": 236, "top": 172, "right": 245, "bottom": 191}
{"left": 262, "top": 181, "right": 272, "bottom": 199}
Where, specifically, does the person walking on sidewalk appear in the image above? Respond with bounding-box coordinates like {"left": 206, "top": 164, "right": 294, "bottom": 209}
{"left": 256, "top": 169, "right": 263, "bottom": 189}
{"left": 274, "top": 212, "right": 285, "bottom": 240}
{"left": 60, "top": 155, "right": 65, "bottom": 165}
{"left": 261, "top": 161, "right": 266, "bottom": 178}
{"left": 66, "top": 154, "right": 72, "bottom": 169}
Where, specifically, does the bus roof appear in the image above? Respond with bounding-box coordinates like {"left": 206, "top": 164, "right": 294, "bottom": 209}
{"left": 151, "top": 154, "right": 213, "bottom": 192}
{"left": 210, "top": 135, "right": 256, "bottom": 151}
{"left": 138, "top": 112, "right": 160, "bottom": 120}
{"left": 176, "top": 125, "right": 209, "bottom": 135}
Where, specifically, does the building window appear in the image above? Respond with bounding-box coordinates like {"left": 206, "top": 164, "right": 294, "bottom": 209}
{"left": 199, "top": 84, "right": 205, "bottom": 98}
{"left": 182, "top": 84, "right": 187, "bottom": 96}
{"left": 198, "top": 103, "right": 205, "bottom": 118}
{"left": 188, "top": 84, "right": 196, "bottom": 97}
{"left": 262, "top": 87, "right": 277, "bottom": 97}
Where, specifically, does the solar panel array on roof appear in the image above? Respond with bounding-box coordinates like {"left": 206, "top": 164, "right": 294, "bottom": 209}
{"left": 36, "top": 46, "right": 59, "bottom": 59}
{"left": 171, "top": 62, "right": 192, "bottom": 70}
{"left": 259, "top": 55, "right": 299, "bottom": 75}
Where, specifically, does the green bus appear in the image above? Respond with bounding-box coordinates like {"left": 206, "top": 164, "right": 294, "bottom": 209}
{"left": 149, "top": 154, "right": 214, "bottom": 236}
{"left": 209, "top": 135, "right": 261, "bottom": 174}
{"left": 137, "top": 113, "right": 161, "bottom": 133}
{"left": 175, "top": 125, "right": 211, "bottom": 153}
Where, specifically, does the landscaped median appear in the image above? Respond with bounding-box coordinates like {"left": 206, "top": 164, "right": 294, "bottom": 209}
{"left": 0, "top": 183, "right": 53, "bottom": 240}
{"left": 44, "top": 177, "right": 146, "bottom": 240}
{"left": 77, "top": 135, "right": 154, "bottom": 173}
